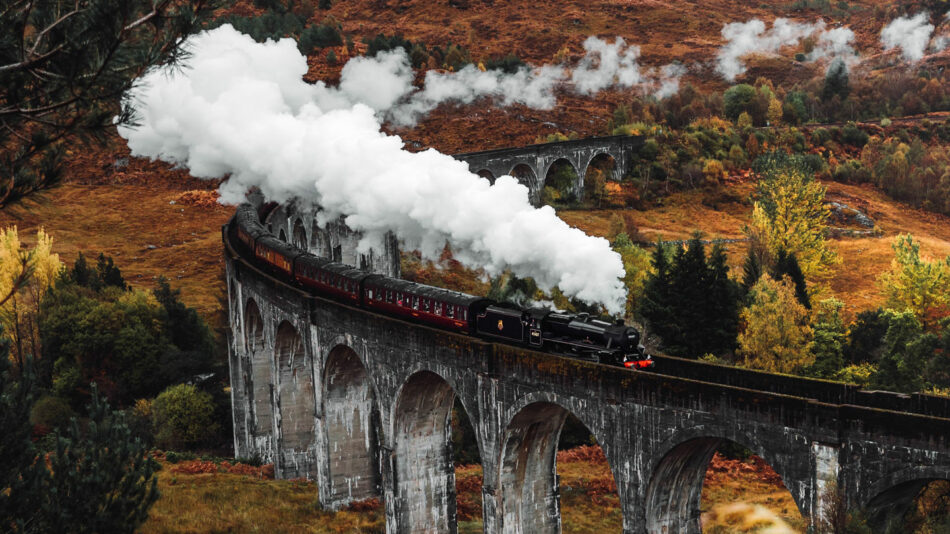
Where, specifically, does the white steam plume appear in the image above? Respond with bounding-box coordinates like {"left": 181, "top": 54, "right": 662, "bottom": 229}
{"left": 389, "top": 36, "right": 684, "bottom": 126}
{"left": 716, "top": 18, "right": 856, "bottom": 81}
{"left": 118, "top": 25, "right": 627, "bottom": 314}
{"left": 881, "top": 12, "right": 935, "bottom": 62}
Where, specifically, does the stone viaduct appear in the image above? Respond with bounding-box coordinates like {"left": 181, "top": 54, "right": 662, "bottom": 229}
{"left": 225, "top": 201, "right": 950, "bottom": 534}
{"left": 453, "top": 135, "right": 643, "bottom": 205}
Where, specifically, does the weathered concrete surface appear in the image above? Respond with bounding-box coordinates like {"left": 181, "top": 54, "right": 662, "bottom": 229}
{"left": 225, "top": 224, "right": 950, "bottom": 534}
{"left": 265, "top": 202, "right": 401, "bottom": 278}
{"left": 454, "top": 135, "right": 643, "bottom": 204}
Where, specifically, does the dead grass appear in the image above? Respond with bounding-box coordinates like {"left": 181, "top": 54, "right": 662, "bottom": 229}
{"left": 142, "top": 448, "right": 802, "bottom": 533}
{"left": 0, "top": 183, "right": 231, "bottom": 318}
{"left": 142, "top": 465, "right": 384, "bottom": 533}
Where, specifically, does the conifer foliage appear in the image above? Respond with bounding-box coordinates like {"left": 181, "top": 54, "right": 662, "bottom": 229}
{"left": 640, "top": 236, "right": 740, "bottom": 358}
{"left": 0, "top": 0, "right": 213, "bottom": 207}
{"left": 0, "top": 344, "right": 159, "bottom": 532}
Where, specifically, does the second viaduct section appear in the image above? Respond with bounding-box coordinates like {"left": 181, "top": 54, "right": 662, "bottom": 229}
{"left": 454, "top": 134, "right": 643, "bottom": 204}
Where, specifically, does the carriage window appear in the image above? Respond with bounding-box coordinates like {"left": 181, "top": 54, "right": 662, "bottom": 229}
{"left": 422, "top": 299, "right": 431, "bottom": 312}
{"left": 434, "top": 301, "right": 442, "bottom": 315}
{"left": 461, "top": 308, "right": 467, "bottom": 320}
{"left": 387, "top": 291, "right": 394, "bottom": 303}
{"left": 396, "top": 292, "right": 404, "bottom": 306}
{"left": 447, "top": 306, "right": 455, "bottom": 318}
{"left": 412, "top": 296, "right": 419, "bottom": 310}
{"left": 367, "top": 289, "right": 374, "bottom": 299}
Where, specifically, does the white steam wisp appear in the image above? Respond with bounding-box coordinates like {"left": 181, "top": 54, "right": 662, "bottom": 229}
{"left": 716, "top": 18, "right": 856, "bottom": 81}
{"left": 881, "top": 13, "right": 935, "bottom": 61}
{"left": 119, "top": 25, "right": 627, "bottom": 314}
{"left": 389, "top": 36, "right": 685, "bottom": 126}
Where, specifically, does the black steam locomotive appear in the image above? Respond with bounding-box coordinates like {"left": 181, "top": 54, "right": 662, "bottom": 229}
{"left": 226, "top": 204, "right": 654, "bottom": 369}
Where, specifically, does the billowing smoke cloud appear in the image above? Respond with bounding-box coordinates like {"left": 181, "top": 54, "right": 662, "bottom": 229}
{"left": 119, "top": 25, "right": 627, "bottom": 314}
{"left": 881, "top": 12, "right": 935, "bottom": 61}
{"left": 808, "top": 26, "right": 856, "bottom": 63}
{"left": 716, "top": 18, "right": 856, "bottom": 81}
{"left": 389, "top": 36, "right": 684, "bottom": 125}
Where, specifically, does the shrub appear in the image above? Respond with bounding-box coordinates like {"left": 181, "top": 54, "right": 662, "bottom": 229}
{"left": 484, "top": 54, "right": 525, "bottom": 74}
{"left": 30, "top": 395, "right": 75, "bottom": 431}
{"left": 724, "top": 84, "right": 756, "bottom": 121}
{"left": 841, "top": 124, "right": 869, "bottom": 147}
{"left": 152, "top": 384, "right": 219, "bottom": 450}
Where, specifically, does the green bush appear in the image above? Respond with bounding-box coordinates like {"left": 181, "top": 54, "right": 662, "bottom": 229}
{"left": 841, "top": 124, "right": 869, "bottom": 147}
{"left": 30, "top": 395, "right": 75, "bottom": 431}
{"left": 723, "top": 84, "right": 756, "bottom": 121}
{"left": 152, "top": 384, "right": 219, "bottom": 451}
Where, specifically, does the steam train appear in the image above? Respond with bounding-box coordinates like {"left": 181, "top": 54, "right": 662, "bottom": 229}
{"left": 226, "top": 204, "right": 654, "bottom": 369}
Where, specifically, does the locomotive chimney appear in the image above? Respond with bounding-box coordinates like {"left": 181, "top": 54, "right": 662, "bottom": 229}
{"left": 615, "top": 318, "right": 625, "bottom": 326}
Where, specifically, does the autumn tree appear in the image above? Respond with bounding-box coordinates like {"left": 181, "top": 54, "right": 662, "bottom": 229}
{"left": 879, "top": 234, "right": 950, "bottom": 329}
{"left": 746, "top": 152, "right": 840, "bottom": 282}
{"left": 738, "top": 276, "right": 813, "bottom": 373}
{"left": 611, "top": 232, "right": 653, "bottom": 318}
{"left": 0, "top": 227, "right": 62, "bottom": 380}
{"left": 0, "top": 0, "right": 213, "bottom": 207}
{"left": 767, "top": 97, "right": 783, "bottom": 127}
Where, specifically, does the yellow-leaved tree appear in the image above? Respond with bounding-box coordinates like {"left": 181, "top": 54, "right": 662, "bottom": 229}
{"left": 0, "top": 226, "right": 62, "bottom": 369}
{"left": 738, "top": 275, "right": 814, "bottom": 373}
{"left": 879, "top": 234, "right": 950, "bottom": 329}
{"left": 745, "top": 153, "right": 840, "bottom": 283}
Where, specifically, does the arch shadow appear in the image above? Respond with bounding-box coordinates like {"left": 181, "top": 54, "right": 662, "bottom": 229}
{"left": 323, "top": 344, "right": 382, "bottom": 504}
{"left": 292, "top": 219, "right": 308, "bottom": 250}
{"left": 245, "top": 299, "right": 272, "bottom": 437}
{"left": 498, "top": 395, "right": 623, "bottom": 534}
{"left": 645, "top": 429, "right": 804, "bottom": 534}
{"left": 477, "top": 169, "right": 495, "bottom": 183}
{"left": 391, "top": 369, "right": 477, "bottom": 533}
{"left": 865, "top": 465, "right": 950, "bottom": 530}
{"left": 541, "top": 158, "right": 579, "bottom": 205}
{"left": 274, "top": 320, "right": 315, "bottom": 478}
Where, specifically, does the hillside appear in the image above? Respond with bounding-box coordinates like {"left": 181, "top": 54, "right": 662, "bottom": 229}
{"left": 296, "top": 0, "right": 950, "bottom": 153}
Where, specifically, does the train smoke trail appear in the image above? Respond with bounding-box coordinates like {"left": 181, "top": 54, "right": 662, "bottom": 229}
{"left": 389, "top": 36, "right": 685, "bottom": 126}
{"left": 118, "top": 25, "right": 627, "bottom": 314}
{"left": 881, "top": 12, "right": 935, "bottom": 62}
{"left": 716, "top": 18, "right": 856, "bottom": 81}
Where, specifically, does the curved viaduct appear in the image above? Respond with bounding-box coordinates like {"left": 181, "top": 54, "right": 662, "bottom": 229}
{"left": 225, "top": 205, "right": 950, "bottom": 534}
{"left": 453, "top": 135, "right": 643, "bottom": 204}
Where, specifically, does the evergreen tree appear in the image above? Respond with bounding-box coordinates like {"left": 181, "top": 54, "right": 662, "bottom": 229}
{"left": 640, "top": 237, "right": 740, "bottom": 358}
{"left": 704, "top": 244, "right": 741, "bottom": 355}
{"left": 1, "top": 337, "right": 159, "bottom": 531}
{"left": 807, "top": 298, "right": 847, "bottom": 378}
{"left": 822, "top": 58, "right": 850, "bottom": 102}
{"left": 96, "top": 253, "right": 126, "bottom": 290}
{"left": 741, "top": 246, "right": 763, "bottom": 298}
{"left": 0, "top": 1, "right": 213, "bottom": 207}
{"left": 871, "top": 310, "right": 934, "bottom": 392}
{"left": 69, "top": 252, "right": 95, "bottom": 289}
{"left": 640, "top": 242, "right": 675, "bottom": 344}
{"left": 845, "top": 308, "right": 889, "bottom": 364}
{"left": 667, "top": 237, "right": 711, "bottom": 356}
{"left": 772, "top": 249, "right": 810, "bottom": 309}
